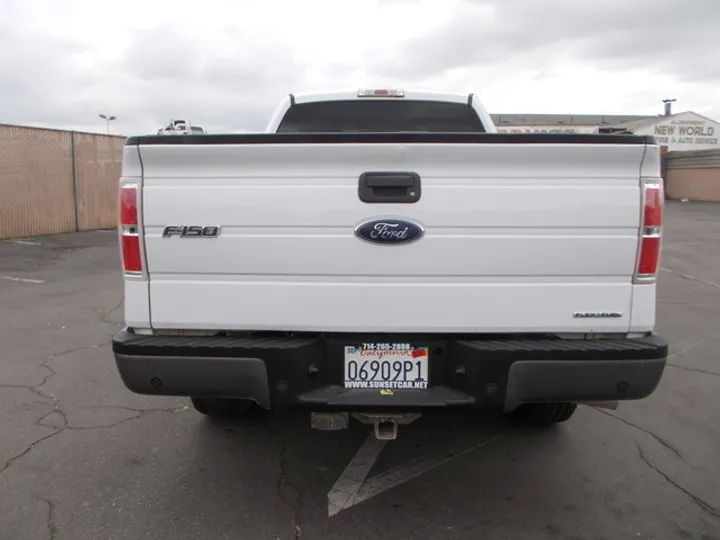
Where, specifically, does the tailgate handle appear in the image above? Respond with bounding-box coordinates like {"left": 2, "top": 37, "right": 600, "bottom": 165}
{"left": 359, "top": 172, "right": 421, "bottom": 203}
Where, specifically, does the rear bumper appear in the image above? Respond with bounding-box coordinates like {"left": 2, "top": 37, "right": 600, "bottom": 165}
{"left": 112, "top": 330, "right": 668, "bottom": 412}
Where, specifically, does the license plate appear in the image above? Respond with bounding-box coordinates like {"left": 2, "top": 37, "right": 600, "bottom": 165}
{"left": 343, "top": 343, "right": 429, "bottom": 389}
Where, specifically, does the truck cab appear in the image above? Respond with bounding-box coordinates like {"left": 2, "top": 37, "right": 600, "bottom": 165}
{"left": 264, "top": 89, "right": 497, "bottom": 133}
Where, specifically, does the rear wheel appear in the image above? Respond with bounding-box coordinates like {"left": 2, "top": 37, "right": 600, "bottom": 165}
{"left": 512, "top": 402, "right": 577, "bottom": 426}
{"left": 191, "top": 397, "right": 255, "bottom": 418}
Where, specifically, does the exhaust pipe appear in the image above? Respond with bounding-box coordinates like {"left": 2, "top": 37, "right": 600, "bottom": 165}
{"left": 374, "top": 419, "right": 398, "bottom": 440}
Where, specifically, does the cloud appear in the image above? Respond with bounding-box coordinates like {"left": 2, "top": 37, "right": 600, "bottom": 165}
{"left": 0, "top": 0, "right": 717, "bottom": 135}
{"left": 375, "top": 0, "right": 720, "bottom": 83}
{"left": 0, "top": 3, "right": 311, "bottom": 135}
{"left": 0, "top": 14, "right": 95, "bottom": 124}
{"left": 113, "top": 23, "right": 308, "bottom": 132}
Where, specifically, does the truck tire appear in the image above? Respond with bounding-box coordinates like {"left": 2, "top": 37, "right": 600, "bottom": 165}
{"left": 512, "top": 402, "right": 577, "bottom": 425}
{"left": 191, "top": 397, "right": 255, "bottom": 418}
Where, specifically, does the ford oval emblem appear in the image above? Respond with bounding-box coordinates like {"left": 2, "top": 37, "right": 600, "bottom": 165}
{"left": 355, "top": 218, "right": 424, "bottom": 245}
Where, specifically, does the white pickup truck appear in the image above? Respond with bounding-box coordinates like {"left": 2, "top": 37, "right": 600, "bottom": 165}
{"left": 112, "top": 89, "right": 668, "bottom": 439}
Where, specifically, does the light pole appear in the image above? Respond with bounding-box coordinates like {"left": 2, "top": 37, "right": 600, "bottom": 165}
{"left": 99, "top": 114, "right": 117, "bottom": 134}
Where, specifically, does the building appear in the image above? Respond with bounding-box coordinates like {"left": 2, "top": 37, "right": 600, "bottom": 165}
{"left": 491, "top": 111, "right": 720, "bottom": 152}
{"left": 491, "top": 113, "right": 655, "bottom": 134}
{"left": 599, "top": 111, "right": 720, "bottom": 152}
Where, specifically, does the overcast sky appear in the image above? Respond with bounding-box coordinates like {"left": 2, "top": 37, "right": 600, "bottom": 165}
{"left": 1, "top": 0, "right": 718, "bottom": 135}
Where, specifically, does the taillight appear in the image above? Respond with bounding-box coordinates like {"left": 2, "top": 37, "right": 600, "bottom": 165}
{"left": 119, "top": 185, "right": 143, "bottom": 273}
{"left": 634, "top": 179, "right": 663, "bottom": 283}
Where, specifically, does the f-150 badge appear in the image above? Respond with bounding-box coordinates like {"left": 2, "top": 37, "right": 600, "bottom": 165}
{"left": 355, "top": 218, "right": 424, "bottom": 245}
{"left": 162, "top": 226, "right": 220, "bottom": 238}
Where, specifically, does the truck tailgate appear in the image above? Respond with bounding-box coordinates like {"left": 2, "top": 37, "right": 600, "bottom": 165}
{"left": 132, "top": 136, "right": 651, "bottom": 333}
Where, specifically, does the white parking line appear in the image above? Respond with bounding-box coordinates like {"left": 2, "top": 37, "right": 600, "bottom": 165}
{"left": 1, "top": 276, "right": 45, "bottom": 284}
{"left": 660, "top": 267, "right": 720, "bottom": 290}
{"left": 327, "top": 427, "right": 506, "bottom": 516}
{"left": 327, "top": 435, "right": 387, "bottom": 516}
{"left": 10, "top": 240, "right": 42, "bottom": 246}
{"left": 353, "top": 431, "right": 505, "bottom": 506}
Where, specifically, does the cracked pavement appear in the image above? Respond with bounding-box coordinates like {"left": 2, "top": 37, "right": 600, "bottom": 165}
{"left": 1, "top": 203, "right": 720, "bottom": 539}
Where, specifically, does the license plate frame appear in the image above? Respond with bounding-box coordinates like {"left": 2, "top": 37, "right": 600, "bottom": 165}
{"left": 343, "top": 343, "right": 429, "bottom": 390}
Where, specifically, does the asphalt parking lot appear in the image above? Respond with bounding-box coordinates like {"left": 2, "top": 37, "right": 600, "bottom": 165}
{"left": 1, "top": 201, "right": 719, "bottom": 540}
